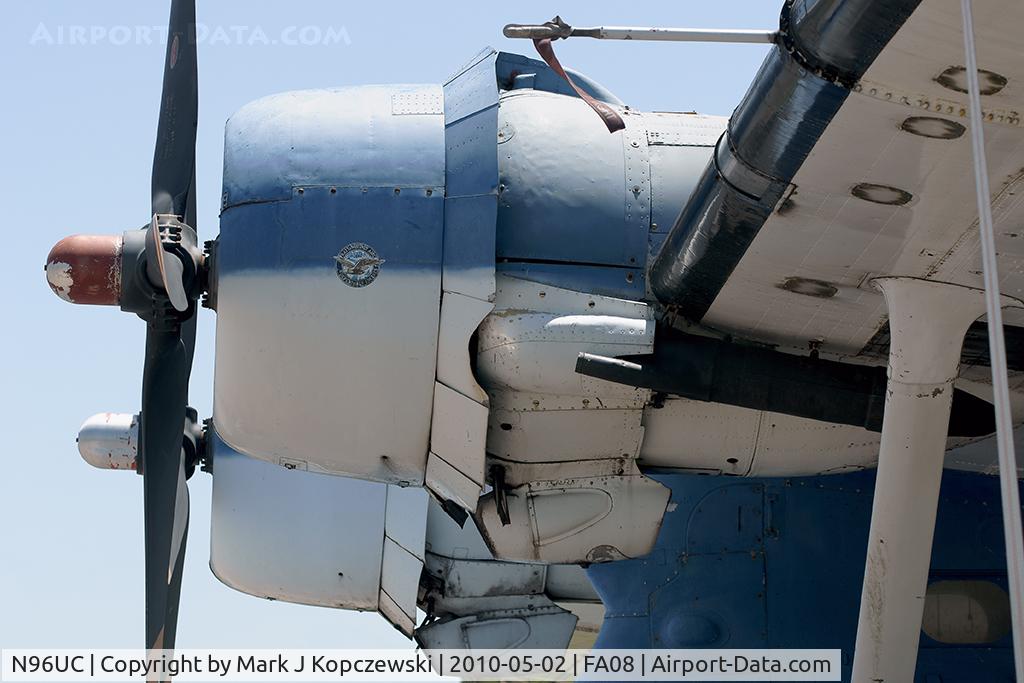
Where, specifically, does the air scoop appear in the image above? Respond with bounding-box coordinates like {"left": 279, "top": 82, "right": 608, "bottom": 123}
{"left": 45, "top": 234, "right": 123, "bottom": 306}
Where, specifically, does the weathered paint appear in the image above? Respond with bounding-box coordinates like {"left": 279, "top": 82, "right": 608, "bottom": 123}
{"left": 45, "top": 234, "right": 122, "bottom": 305}
{"left": 851, "top": 279, "right": 1022, "bottom": 682}
{"left": 214, "top": 86, "right": 445, "bottom": 484}
{"left": 589, "top": 467, "right": 1021, "bottom": 680}
{"left": 77, "top": 412, "right": 138, "bottom": 470}
{"left": 209, "top": 431, "right": 427, "bottom": 635}
{"left": 648, "top": 0, "right": 924, "bottom": 318}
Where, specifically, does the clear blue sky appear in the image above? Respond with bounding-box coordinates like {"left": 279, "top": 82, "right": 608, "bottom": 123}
{"left": 1, "top": 0, "right": 776, "bottom": 649}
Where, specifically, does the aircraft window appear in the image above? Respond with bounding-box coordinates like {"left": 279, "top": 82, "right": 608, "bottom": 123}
{"left": 921, "top": 580, "right": 1011, "bottom": 644}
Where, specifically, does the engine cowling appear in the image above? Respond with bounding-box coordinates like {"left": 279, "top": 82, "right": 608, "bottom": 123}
{"left": 209, "top": 50, "right": 718, "bottom": 562}
{"left": 213, "top": 84, "right": 448, "bottom": 486}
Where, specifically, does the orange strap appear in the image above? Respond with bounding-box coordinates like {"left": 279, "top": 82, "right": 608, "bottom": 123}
{"left": 533, "top": 37, "right": 625, "bottom": 134}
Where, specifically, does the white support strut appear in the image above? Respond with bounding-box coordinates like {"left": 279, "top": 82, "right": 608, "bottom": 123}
{"left": 960, "top": 0, "right": 1024, "bottom": 679}
{"left": 851, "top": 278, "right": 1021, "bottom": 683}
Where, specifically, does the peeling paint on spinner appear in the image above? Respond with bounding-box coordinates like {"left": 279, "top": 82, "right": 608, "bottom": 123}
{"left": 77, "top": 412, "right": 139, "bottom": 470}
{"left": 45, "top": 234, "right": 122, "bottom": 305}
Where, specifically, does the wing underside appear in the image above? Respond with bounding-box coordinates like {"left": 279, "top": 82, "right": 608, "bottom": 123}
{"left": 651, "top": 0, "right": 1024, "bottom": 372}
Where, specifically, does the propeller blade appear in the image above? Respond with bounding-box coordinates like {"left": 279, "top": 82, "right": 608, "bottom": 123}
{"left": 180, "top": 173, "right": 198, "bottom": 378}
{"left": 164, "top": 462, "right": 190, "bottom": 644}
{"left": 161, "top": 253, "right": 188, "bottom": 312}
{"left": 146, "top": 217, "right": 190, "bottom": 312}
{"left": 151, "top": 0, "right": 198, "bottom": 218}
{"left": 143, "top": 1, "right": 199, "bottom": 653}
{"left": 43, "top": 0, "right": 203, "bottom": 655}
{"left": 140, "top": 326, "right": 190, "bottom": 651}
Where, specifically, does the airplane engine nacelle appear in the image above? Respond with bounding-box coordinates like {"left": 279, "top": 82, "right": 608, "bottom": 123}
{"left": 210, "top": 49, "right": 719, "bottom": 531}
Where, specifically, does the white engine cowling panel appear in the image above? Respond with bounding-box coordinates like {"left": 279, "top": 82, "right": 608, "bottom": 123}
{"left": 417, "top": 499, "right": 594, "bottom": 651}
{"left": 470, "top": 277, "right": 668, "bottom": 563}
{"left": 475, "top": 466, "right": 670, "bottom": 564}
{"left": 416, "top": 605, "right": 578, "bottom": 651}
{"left": 209, "top": 433, "right": 427, "bottom": 635}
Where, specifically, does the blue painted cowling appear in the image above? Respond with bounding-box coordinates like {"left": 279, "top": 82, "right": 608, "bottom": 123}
{"left": 589, "top": 469, "right": 1019, "bottom": 681}
{"left": 214, "top": 84, "right": 447, "bottom": 485}
{"left": 210, "top": 50, "right": 723, "bottom": 489}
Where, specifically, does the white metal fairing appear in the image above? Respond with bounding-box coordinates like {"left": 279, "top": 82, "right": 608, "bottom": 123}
{"left": 435, "top": 293, "right": 493, "bottom": 406}
{"left": 475, "top": 460, "right": 670, "bottom": 564}
{"left": 210, "top": 444, "right": 384, "bottom": 611}
{"left": 476, "top": 277, "right": 654, "bottom": 414}
{"left": 209, "top": 436, "right": 427, "bottom": 634}
{"left": 470, "top": 277, "right": 667, "bottom": 563}
{"left": 488, "top": 408, "right": 645, "bottom": 463}
{"left": 545, "top": 566, "right": 599, "bottom": 602}
{"left": 214, "top": 271, "right": 440, "bottom": 484}
{"left": 475, "top": 277, "right": 654, "bottom": 403}
{"left": 424, "top": 456, "right": 483, "bottom": 516}
{"left": 422, "top": 54, "right": 500, "bottom": 514}
{"left": 422, "top": 498, "right": 599, "bottom": 602}
{"left": 380, "top": 537, "right": 424, "bottom": 634}
{"left": 416, "top": 597, "right": 578, "bottom": 651}
{"left": 425, "top": 497, "right": 494, "bottom": 561}
{"left": 639, "top": 399, "right": 882, "bottom": 477}
{"left": 426, "top": 382, "right": 489, "bottom": 512}
{"left": 425, "top": 296, "right": 493, "bottom": 508}
{"left": 638, "top": 392, "right": 1024, "bottom": 477}
{"left": 417, "top": 498, "right": 596, "bottom": 649}
{"left": 477, "top": 313, "right": 654, "bottom": 402}
{"left": 425, "top": 554, "right": 546, "bottom": 600}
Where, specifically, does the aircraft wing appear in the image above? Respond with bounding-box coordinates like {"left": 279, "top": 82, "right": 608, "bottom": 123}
{"left": 650, "top": 0, "right": 1024, "bottom": 368}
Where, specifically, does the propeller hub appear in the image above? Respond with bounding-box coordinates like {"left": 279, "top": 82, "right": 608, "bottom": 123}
{"left": 45, "top": 234, "right": 123, "bottom": 306}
